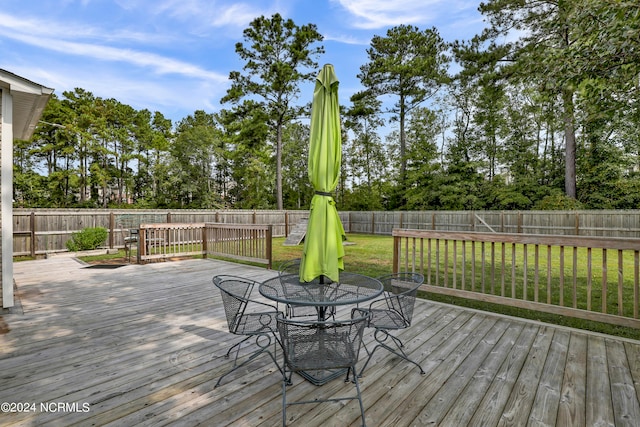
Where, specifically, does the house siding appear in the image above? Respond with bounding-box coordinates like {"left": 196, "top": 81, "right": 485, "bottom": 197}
{"left": 0, "top": 89, "right": 3, "bottom": 308}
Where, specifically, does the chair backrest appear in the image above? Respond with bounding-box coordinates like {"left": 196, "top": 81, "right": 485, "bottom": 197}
{"left": 277, "top": 259, "right": 301, "bottom": 276}
{"left": 277, "top": 312, "right": 369, "bottom": 371}
{"left": 212, "top": 275, "right": 256, "bottom": 333}
{"left": 377, "top": 273, "right": 424, "bottom": 325}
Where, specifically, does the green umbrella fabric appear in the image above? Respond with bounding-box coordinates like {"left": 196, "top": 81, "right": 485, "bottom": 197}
{"left": 300, "top": 64, "right": 346, "bottom": 283}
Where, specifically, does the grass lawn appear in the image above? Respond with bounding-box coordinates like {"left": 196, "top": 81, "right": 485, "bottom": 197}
{"left": 278, "top": 234, "right": 640, "bottom": 340}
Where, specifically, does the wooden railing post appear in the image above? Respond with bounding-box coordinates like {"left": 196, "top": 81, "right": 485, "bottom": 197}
{"left": 266, "top": 225, "right": 273, "bottom": 269}
{"left": 202, "top": 224, "right": 208, "bottom": 259}
{"left": 138, "top": 228, "right": 145, "bottom": 264}
{"left": 392, "top": 232, "right": 400, "bottom": 274}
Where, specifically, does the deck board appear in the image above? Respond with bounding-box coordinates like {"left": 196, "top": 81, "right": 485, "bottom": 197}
{"left": 1, "top": 256, "right": 639, "bottom": 426}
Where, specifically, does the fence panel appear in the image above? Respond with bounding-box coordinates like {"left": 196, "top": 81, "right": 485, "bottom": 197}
{"left": 13, "top": 209, "right": 640, "bottom": 256}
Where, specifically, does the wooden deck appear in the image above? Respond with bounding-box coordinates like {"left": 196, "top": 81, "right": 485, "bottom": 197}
{"left": 1, "top": 256, "right": 640, "bottom": 426}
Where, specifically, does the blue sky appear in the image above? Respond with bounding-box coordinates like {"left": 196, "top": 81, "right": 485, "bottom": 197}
{"left": 1, "top": 0, "right": 486, "bottom": 125}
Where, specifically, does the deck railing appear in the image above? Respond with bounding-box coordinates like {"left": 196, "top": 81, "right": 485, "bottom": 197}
{"left": 139, "top": 223, "right": 272, "bottom": 268}
{"left": 203, "top": 223, "right": 272, "bottom": 268}
{"left": 392, "top": 228, "right": 640, "bottom": 328}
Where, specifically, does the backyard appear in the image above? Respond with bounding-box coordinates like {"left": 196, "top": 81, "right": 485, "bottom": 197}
{"left": 77, "top": 233, "right": 640, "bottom": 340}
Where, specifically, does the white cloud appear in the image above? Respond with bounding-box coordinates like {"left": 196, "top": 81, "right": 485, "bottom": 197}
{"left": 12, "top": 62, "right": 228, "bottom": 119}
{"left": 152, "top": 0, "right": 279, "bottom": 29}
{"left": 332, "top": 0, "right": 439, "bottom": 28}
{"left": 0, "top": 13, "right": 227, "bottom": 83}
{"left": 0, "top": 12, "right": 172, "bottom": 45}
{"left": 332, "top": 0, "right": 478, "bottom": 30}
{"left": 323, "top": 32, "right": 370, "bottom": 46}
{"left": 210, "top": 3, "right": 270, "bottom": 27}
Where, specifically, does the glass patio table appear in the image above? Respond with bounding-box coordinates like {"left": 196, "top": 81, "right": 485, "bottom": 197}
{"left": 259, "top": 272, "right": 383, "bottom": 385}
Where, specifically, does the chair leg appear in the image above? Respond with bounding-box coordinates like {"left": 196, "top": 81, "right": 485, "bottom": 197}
{"left": 352, "top": 367, "right": 367, "bottom": 427}
{"left": 358, "top": 328, "right": 425, "bottom": 376}
{"left": 357, "top": 342, "right": 378, "bottom": 377}
{"left": 282, "top": 374, "right": 286, "bottom": 427}
{"left": 226, "top": 335, "right": 252, "bottom": 362}
{"left": 215, "top": 333, "right": 283, "bottom": 388}
{"left": 282, "top": 365, "right": 366, "bottom": 427}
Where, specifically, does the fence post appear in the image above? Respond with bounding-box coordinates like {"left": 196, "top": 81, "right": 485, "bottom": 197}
{"left": 575, "top": 212, "right": 580, "bottom": 235}
{"left": 108, "top": 212, "right": 115, "bottom": 249}
{"left": 285, "top": 211, "right": 289, "bottom": 237}
{"left": 30, "top": 212, "right": 36, "bottom": 258}
{"left": 518, "top": 212, "right": 523, "bottom": 234}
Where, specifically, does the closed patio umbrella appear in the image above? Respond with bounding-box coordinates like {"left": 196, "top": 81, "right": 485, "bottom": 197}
{"left": 300, "top": 64, "right": 346, "bottom": 283}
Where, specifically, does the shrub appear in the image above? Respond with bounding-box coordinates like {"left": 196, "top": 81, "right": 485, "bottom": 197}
{"left": 534, "top": 192, "right": 584, "bottom": 210}
{"left": 66, "top": 227, "right": 108, "bottom": 252}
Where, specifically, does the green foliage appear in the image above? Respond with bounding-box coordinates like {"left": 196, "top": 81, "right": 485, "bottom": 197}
{"left": 359, "top": 25, "right": 449, "bottom": 188}
{"left": 169, "top": 110, "right": 225, "bottom": 209}
{"left": 224, "top": 102, "right": 274, "bottom": 209}
{"left": 343, "top": 90, "right": 387, "bottom": 207}
{"left": 66, "top": 227, "right": 108, "bottom": 251}
{"left": 534, "top": 192, "right": 584, "bottom": 210}
{"left": 222, "top": 13, "right": 323, "bottom": 209}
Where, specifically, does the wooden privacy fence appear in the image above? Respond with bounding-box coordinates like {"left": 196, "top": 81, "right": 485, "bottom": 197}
{"left": 393, "top": 229, "right": 640, "bottom": 329}
{"left": 13, "top": 209, "right": 640, "bottom": 257}
{"left": 13, "top": 209, "right": 304, "bottom": 257}
{"left": 139, "top": 223, "right": 272, "bottom": 268}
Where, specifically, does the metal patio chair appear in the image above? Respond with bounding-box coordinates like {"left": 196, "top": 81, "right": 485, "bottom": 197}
{"left": 276, "top": 310, "right": 370, "bottom": 427}
{"left": 277, "top": 259, "right": 335, "bottom": 320}
{"left": 212, "top": 274, "right": 283, "bottom": 388}
{"left": 115, "top": 214, "right": 139, "bottom": 263}
{"left": 356, "top": 272, "right": 426, "bottom": 377}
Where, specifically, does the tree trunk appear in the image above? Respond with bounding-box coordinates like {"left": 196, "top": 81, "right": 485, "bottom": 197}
{"left": 399, "top": 94, "right": 407, "bottom": 185}
{"left": 79, "top": 134, "right": 86, "bottom": 203}
{"left": 563, "top": 88, "right": 577, "bottom": 199}
{"left": 276, "top": 122, "right": 283, "bottom": 210}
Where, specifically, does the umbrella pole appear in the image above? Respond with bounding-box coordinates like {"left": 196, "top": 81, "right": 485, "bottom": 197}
{"left": 318, "top": 275, "right": 326, "bottom": 320}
